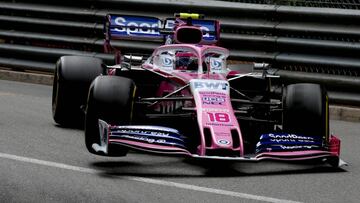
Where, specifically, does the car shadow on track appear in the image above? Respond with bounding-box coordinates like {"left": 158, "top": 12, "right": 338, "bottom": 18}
{"left": 185, "top": 159, "right": 347, "bottom": 177}
{"left": 89, "top": 156, "right": 347, "bottom": 178}
{"left": 53, "top": 123, "right": 84, "bottom": 130}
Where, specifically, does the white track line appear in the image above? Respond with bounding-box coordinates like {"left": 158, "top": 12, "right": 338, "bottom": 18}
{"left": 0, "top": 152, "right": 301, "bottom": 203}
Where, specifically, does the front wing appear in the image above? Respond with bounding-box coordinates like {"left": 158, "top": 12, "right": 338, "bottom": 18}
{"left": 92, "top": 120, "right": 345, "bottom": 167}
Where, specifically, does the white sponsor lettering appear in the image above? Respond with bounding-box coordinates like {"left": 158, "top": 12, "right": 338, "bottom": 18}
{"left": 114, "top": 17, "right": 161, "bottom": 36}
{"left": 202, "top": 96, "right": 225, "bottom": 105}
{"left": 113, "top": 129, "right": 170, "bottom": 137}
{"left": 279, "top": 145, "right": 319, "bottom": 150}
{"left": 263, "top": 134, "right": 317, "bottom": 140}
{"left": 202, "top": 108, "right": 229, "bottom": 112}
{"left": 194, "top": 81, "right": 228, "bottom": 90}
{"left": 268, "top": 139, "right": 316, "bottom": 143}
{"left": 112, "top": 125, "right": 179, "bottom": 134}
{"left": 121, "top": 134, "right": 167, "bottom": 144}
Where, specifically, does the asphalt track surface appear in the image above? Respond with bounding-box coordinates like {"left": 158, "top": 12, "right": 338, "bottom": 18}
{"left": 1, "top": 79, "right": 359, "bottom": 203}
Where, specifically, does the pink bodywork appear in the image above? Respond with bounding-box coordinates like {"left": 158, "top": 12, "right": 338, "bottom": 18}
{"left": 94, "top": 14, "right": 343, "bottom": 166}
{"left": 141, "top": 44, "right": 244, "bottom": 156}
{"left": 99, "top": 43, "right": 341, "bottom": 165}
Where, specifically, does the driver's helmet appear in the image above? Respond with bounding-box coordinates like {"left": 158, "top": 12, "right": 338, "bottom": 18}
{"left": 175, "top": 52, "right": 198, "bottom": 71}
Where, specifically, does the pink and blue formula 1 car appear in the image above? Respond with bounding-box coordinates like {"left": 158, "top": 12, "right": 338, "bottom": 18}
{"left": 52, "top": 13, "right": 343, "bottom": 167}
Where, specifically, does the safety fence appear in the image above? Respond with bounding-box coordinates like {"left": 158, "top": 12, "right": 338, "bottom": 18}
{"left": 219, "top": 0, "right": 360, "bottom": 9}
{"left": 0, "top": 0, "right": 359, "bottom": 105}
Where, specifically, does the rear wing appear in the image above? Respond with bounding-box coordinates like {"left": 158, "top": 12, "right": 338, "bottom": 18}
{"left": 104, "top": 14, "right": 220, "bottom": 50}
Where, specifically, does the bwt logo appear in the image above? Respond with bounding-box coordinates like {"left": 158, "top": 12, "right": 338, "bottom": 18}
{"left": 113, "top": 17, "right": 161, "bottom": 36}
{"left": 162, "top": 56, "right": 173, "bottom": 67}
{"left": 210, "top": 59, "right": 222, "bottom": 70}
{"left": 194, "top": 81, "right": 229, "bottom": 90}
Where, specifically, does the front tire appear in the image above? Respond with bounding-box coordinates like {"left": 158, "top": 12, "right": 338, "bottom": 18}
{"left": 282, "top": 83, "right": 329, "bottom": 141}
{"left": 85, "top": 76, "right": 136, "bottom": 156}
{"left": 52, "top": 56, "right": 103, "bottom": 127}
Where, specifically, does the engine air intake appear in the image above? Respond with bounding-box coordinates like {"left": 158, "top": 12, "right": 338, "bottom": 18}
{"left": 175, "top": 27, "right": 203, "bottom": 44}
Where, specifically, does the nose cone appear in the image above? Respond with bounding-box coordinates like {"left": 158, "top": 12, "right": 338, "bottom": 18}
{"left": 189, "top": 79, "right": 244, "bottom": 156}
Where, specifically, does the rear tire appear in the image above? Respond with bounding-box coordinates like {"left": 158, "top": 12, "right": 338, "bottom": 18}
{"left": 85, "top": 76, "right": 136, "bottom": 156}
{"left": 283, "top": 83, "right": 329, "bottom": 141}
{"left": 52, "top": 56, "right": 103, "bottom": 127}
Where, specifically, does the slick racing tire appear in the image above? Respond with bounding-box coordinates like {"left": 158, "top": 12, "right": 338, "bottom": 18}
{"left": 282, "top": 83, "right": 329, "bottom": 141}
{"left": 52, "top": 56, "right": 103, "bottom": 127}
{"left": 85, "top": 76, "right": 136, "bottom": 156}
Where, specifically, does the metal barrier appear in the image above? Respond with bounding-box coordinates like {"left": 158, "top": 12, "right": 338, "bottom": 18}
{"left": 0, "top": 0, "right": 359, "bottom": 105}
{"left": 220, "top": 0, "right": 360, "bottom": 9}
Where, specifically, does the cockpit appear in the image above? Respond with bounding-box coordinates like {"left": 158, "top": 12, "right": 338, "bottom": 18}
{"left": 149, "top": 45, "right": 229, "bottom": 74}
{"left": 175, "top": 52, "right": 198, "bottom": 71}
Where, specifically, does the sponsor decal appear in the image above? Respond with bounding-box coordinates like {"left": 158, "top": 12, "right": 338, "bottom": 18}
{"left": 111, "top": 133, "right": 186, "bottom": 148}
{"left": 110, "top": 16, "right": 161, "bottom": 37}
{"left": 256, "top": 145, "right": 322, "bottom": 153}
{"left": 194, "top": 81, "right": 228, "bottom": 91}
{"left": 109, "top": 16, "right": 217, "bottom": 41}
{"left": 279, "top": 145, "right": 320, "bottom": 150}
{"left": 200, "top": 91, "right": 226, "bottom": 96}
{"left": 255, "top": 133, "right": 324, "bottom": 153}
{"left": 256, "top": 140, "right": 322, "bottom": 148}
{"left": 190, "top": 80, "right": 230, "bottom": 95}
{"left": 120, "top": 134, "right": 166, "bottom": 144}
{"left": 111, "top": 125, "right": 180, "bottom": 134}
{"left": 205, "top": 123, "right": 233, "bottom": 127}
{"left": 109, "top": 127, "right": 187, "bottom": 148}
{"left": 202, "top": 95, "right": 226, "bottom": 105}
{"left": 217, "top": 139, "right": 231, "bottom": 145}
{"left": 202, "top": 108, "right": 230, "bottom": 113}
{"left": 111, "top": 130, "right": 184, "bottom": 141}
{"left": 209, "top": 58, "right": 223, "bottom": 71}
{"left": 264, "top": 139, "right": 318, "bottom": 144}
{"left": 114, "top": 129, "right": 170, "bottom": 137}
{"left": 260, "top": 133, "right": 321, "bottom": 141}
{"left": 161, "top": 55, "right": 173, "bottom": 68}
